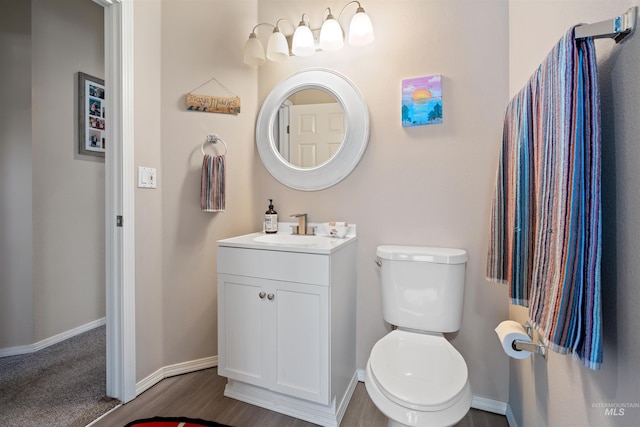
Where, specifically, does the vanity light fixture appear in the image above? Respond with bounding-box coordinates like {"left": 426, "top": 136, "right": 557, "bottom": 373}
{"left": 292, "top": 14, "right": 315, "bottom": 57}
{"left": 243, "top": 23, "right": 273, "bottom": 66}
{"left": 346, "top": 2, "right": 375, "bottom": 46}
{"left": 320, "top": 1, "right": 375, "bottom": 50}
{"left": 242, "top": 1, "right": 374, "bottom": 66}
{"left": 266, "top": 19, "right": 290, "bottom": 62}
{"left": 319, "top": 8, "right": 344, "bottom": 51}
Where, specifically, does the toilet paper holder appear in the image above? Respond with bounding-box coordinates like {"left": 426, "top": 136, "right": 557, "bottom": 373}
{"left": 512, "top": 322, "right": 547, "bottom": 359}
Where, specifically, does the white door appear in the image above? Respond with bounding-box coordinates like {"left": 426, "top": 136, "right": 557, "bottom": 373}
{"left": 289, "top": 103, "right": 344, "bottom": 167}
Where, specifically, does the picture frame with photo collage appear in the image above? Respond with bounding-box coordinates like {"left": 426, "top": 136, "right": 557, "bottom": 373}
{"left": 78, "top": 72, "right": 106, "bottom": 157}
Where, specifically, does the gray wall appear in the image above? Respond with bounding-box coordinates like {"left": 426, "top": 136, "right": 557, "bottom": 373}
{"left": 130, "top": 0, "right": 259, "bottom": 380}
{"left": 508, "top": 1, "right": 640, "bottom": 426}
{"left": 255, "top": 0, "right": 511, "bottom": 402}
{"left": 133, "top": 0, "right": 165, "bottom": 383}
{"left": 0, "top": 0, "right": 34, "bottom": 349}
{"left": 129, "top": 0, "right": 512, "bottom": 403}
{"left": 0, "top": 0, "right": 104, "bottom": 349}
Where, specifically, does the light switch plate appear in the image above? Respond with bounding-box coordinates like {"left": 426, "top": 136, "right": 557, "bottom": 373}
{"left": 138, "top": 166, "right": 157, "bottom": 188}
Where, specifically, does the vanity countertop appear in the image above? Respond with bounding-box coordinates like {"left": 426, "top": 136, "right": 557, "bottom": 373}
{"left": 218, "top": 223, "right": 356, "bottom": 255}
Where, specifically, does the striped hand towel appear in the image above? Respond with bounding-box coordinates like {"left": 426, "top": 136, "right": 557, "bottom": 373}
{"left": 201, "top": 154, "right": 225, "bottom": 212}
{"left": 487, "top": 27, "right": 602, "bottom": 369}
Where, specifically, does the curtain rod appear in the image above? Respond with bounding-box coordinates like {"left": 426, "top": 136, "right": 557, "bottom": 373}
{"left": 574, "top": 6, "right": 637, "bottom": 43}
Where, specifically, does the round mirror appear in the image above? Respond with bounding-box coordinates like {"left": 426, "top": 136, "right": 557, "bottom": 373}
{"left": 256, "top": 69, "right": 370, "bottom": 191}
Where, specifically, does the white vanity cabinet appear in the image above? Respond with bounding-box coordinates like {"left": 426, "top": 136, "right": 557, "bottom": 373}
{"left": 217, "top": 232, "right": 357, "bottom": 427}
{"left": 217, "top": 274, "right": 329, "bottom": 403}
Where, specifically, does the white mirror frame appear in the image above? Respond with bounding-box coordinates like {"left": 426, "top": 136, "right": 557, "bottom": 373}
{"left": 256, "top": 69, "right": 370, "bottom": 191}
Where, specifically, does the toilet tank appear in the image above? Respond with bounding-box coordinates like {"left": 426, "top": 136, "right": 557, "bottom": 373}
{"left": 376, "top": 245, "right": 468, "bottom": 333}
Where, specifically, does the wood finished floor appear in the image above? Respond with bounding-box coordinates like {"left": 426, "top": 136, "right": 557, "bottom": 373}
{"left": 91, "top": 368, "right": 508, "bottom": 427}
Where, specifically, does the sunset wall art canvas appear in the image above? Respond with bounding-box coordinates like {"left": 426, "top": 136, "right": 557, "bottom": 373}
{"left": 402, "top": 74, "right": 443, "bottom": 127}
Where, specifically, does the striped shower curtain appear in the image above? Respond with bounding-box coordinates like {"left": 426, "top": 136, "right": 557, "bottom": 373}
{"left": 486, "top": 27, "right": 602, "bottom": 369}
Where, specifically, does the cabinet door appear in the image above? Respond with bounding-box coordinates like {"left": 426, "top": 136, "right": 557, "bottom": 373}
{"left": 271, "top": 281, "right": 329, "bottom": 404}
{"left": 217, "top": 274, "right": 267, "bottom": 387}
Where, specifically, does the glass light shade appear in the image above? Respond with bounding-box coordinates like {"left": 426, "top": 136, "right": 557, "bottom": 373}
{"left": 319, "top": 18, "right": 344, "bottom": 51}
{"left": 348, "top": 9, "right": 375, "bottom": 46}
{"left": 292, "top": 23, "right": 315, "bottom": 57}
{"left": 243, "top": 35, "right": 265, "bottom": 66}
{"left": 266, "top": 30, "right": 289, "bottom": 62}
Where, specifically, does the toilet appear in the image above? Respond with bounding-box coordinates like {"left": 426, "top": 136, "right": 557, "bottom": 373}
{"left": 365, "top": 245, "right": 472, "bottom": 427}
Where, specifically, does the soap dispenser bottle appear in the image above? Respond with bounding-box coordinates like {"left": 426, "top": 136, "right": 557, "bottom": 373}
{"left": 264, "top": 199, "right": 278, "bottom": 234}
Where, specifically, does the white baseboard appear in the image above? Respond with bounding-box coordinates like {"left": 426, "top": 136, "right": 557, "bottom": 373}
{"left": 505, "top": 403, "right": 518, "bottom": 427}
{"left": 0, "top": 317, "right": 106, "bottom": 358}
{"left": 471, "top": 395, "right": 508, "bottom": 415}
{"left": 356, "top": 369, "right": 509, "bottom": 418}
{"left": 135, "top": 355, "right": 218, "bottom": 396}
{"left": 85, "top": 402, "right": 123, "bottom": 427}
{"left": 224, "top": 373, "right": 358, "bottom": 427}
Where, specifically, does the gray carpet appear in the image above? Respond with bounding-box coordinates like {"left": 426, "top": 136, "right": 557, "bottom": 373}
{"left": 0, "top": 325, "right": 120, "bottom": 426}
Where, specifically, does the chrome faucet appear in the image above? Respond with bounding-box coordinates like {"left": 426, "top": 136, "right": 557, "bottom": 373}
{"left": 290, "top": 213, "right": 312, "bottom": 235}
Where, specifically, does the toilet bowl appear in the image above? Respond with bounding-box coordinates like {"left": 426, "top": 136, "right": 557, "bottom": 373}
{"left": 365, "top": 330, "right": 471, "bottom": 427}
{"left": 365, "top": 245, "right": 471, "bottom": 427}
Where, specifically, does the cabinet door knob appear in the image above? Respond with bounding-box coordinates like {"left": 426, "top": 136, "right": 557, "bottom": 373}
{"left": 259, "top": 291, "right": 266, "bottom": 299}
{"left": 267, "top": 293, "right": 275, "bottom": 300}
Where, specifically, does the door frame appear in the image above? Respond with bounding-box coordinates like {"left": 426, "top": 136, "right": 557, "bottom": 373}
{"left": 95, "top": 0, "right": 136, "bottom": 403}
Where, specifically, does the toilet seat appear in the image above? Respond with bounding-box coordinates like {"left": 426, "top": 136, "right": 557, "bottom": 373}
{"left": 369, "top": 330, "right": 469, "bottom": 412}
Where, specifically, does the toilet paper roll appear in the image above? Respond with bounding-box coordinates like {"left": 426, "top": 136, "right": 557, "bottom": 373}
{"left": 495, "top": 320, "right": 532, "bottom": 359}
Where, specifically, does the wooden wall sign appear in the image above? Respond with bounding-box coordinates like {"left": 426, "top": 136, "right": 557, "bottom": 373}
{"left": 185, "top": 77, "right": 241, "bottom": 115}
{"left": 186, "top": 93, "right": 241, "bottom": 114}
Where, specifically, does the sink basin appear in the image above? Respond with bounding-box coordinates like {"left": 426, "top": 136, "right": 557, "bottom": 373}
{"left": 253, "top": 234, "right": 334, "bottom": 246}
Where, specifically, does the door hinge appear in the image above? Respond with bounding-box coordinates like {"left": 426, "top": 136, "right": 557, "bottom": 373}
{"left": 116, "top": 215, "right": 123, "bottom": 227}
{"left": 287, "top": 125, "right": 290, "bottom": 134}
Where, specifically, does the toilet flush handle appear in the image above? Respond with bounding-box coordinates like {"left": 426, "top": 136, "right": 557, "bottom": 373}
{"left": 374, "top": 257, "right": 382, "bottom": 267}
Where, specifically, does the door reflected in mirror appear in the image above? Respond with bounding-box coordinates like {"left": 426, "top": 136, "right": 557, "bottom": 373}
{"left": 274, "top": 89, "right": 345, "bottom": 168}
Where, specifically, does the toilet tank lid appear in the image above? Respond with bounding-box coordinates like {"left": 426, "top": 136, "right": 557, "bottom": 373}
{"left": 377, "top": 245, "right": 468, "bottom": 264}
